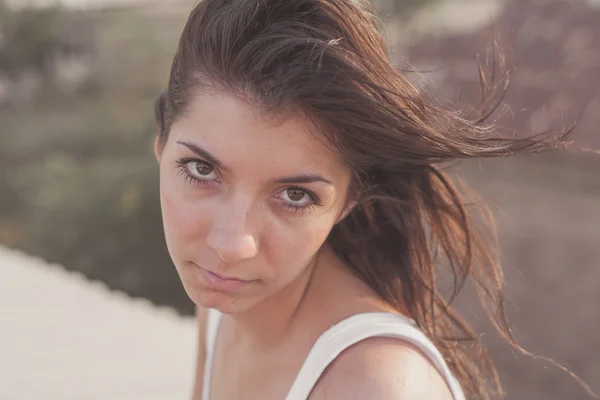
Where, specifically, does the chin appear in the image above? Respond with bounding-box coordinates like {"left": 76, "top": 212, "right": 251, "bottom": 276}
{"left": 182, "top": 283, "right": 253, "bottom": 314}
{"left": 175, "top": 261, "right": 268, "bottom": 314}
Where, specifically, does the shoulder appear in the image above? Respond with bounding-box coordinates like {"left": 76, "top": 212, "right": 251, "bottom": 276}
{"left": 310, "top": 336, "right": 455, "bottom": 400}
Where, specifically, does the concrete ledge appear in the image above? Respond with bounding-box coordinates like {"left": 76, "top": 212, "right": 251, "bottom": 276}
{"left": 0, "top": 246, "right": 196, "bottom": 400}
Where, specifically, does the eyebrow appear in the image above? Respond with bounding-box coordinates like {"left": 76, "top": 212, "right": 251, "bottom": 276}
{"left": 273, "top": 174, "right": 333, "bottom": 186}
{"left": 177, "top": 140, "right": 333, "bottom": 186}
{"left": 177, "top": 140, "right": 229, "bottom": 171}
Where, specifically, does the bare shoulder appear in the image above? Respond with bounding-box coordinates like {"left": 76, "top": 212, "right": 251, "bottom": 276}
{"left": 310, "top": 336, "right": 455, "bottom": 400}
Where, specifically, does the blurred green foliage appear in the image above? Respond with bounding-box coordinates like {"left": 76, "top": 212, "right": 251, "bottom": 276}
{"left": 0, "top": 0, "right": 65, "bottom": 79}
{"left": 0, "top": 3, "right": 192, "bottom": 313}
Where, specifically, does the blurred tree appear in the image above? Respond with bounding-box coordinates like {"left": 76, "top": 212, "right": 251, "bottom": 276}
{"left": 0, "top": 2, "right": 65, "bottom": 81}
{"left": 373, "top": 0, "right": 440, "bottom": 18}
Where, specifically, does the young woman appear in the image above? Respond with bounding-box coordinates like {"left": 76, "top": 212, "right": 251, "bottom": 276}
{"left": 152, "top": 1, "right": 577, "bottom": 399}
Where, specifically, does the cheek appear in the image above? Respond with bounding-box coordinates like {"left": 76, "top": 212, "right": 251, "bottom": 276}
{"left": 159, "top": 173, "right": 208, "bottom": 258}
{"left": 263, "top": 212, "right": 336, "bottom": 279}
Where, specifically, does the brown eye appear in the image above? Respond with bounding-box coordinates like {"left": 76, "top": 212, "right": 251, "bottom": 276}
{"left": 287, "top": 188, "right": 306, "bottom": 202}
{"left": 194, "top": 162, "right": 213, "bottom": 176}
{"left": 283, "top": 187, "right": 311, "bottom": 205}
{"left": 279, "top": 186, "right": 321, "bottom": 213}
{"left": 186, "top": 161, "right": 217, "bottom": 180}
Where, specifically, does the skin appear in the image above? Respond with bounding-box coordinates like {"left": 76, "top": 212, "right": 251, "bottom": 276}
{"left": 155, "top": 91, "right": 453, "bottom": 400}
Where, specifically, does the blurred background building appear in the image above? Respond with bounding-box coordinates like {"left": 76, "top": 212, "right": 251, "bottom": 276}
{"left": 0, "top": 0, "right": 598, "bottom": 398}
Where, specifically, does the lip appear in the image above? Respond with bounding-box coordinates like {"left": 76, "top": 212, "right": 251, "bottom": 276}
{"left": 193, "top": 263, "right": 253, "bottom": 292}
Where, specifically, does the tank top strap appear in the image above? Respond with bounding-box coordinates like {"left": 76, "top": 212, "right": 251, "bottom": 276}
{"left": 284, "top": 312, "right": 465, "bottom": 400}
{"left": 202, "top": 308, "right": 222, "bottom": 400}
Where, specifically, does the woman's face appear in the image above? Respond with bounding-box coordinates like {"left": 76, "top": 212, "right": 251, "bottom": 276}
{"left": 156, "top": 92, "right": 353, "bottom": 313}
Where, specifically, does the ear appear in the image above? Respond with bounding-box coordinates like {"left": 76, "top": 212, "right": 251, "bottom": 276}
{"left": 154, "top": 136, "right": 162, "bottom": 163}
{"left": 336, "top": 199, "right": 357, "bottom": 224}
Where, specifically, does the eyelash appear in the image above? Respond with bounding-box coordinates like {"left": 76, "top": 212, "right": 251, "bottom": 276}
{"left": 175, "top": 157, "right": 322, "bottom": 214}
{"left": 175, "top": 157, "right": 217, "bottom": 187}
{"left": 280, "top": 190, "right": 322, "bottom": 214}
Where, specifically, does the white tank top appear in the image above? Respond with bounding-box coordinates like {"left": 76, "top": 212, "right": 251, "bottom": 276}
{"left": 201, "top": 309, "right": 465, "bottom": 400}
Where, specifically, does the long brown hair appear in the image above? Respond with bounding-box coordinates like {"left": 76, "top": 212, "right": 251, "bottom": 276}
{"left": 154, "top": 0, "right": 588, "bottom": 398}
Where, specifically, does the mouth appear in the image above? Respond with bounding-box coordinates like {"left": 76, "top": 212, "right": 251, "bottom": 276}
{"left": 204, "top": 267, "right": 250, "bottom": 282}
{"left": 192, "top": 263, "right": 254, "bottom": 291}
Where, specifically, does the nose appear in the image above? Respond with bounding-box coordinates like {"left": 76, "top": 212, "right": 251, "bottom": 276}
{"left": 206, "top": 201, "right": 259, "bottom": 264}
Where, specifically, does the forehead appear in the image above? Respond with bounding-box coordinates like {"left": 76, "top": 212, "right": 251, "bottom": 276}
{"left": 170, "top": 92, "right": 349, "bottom": 181}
